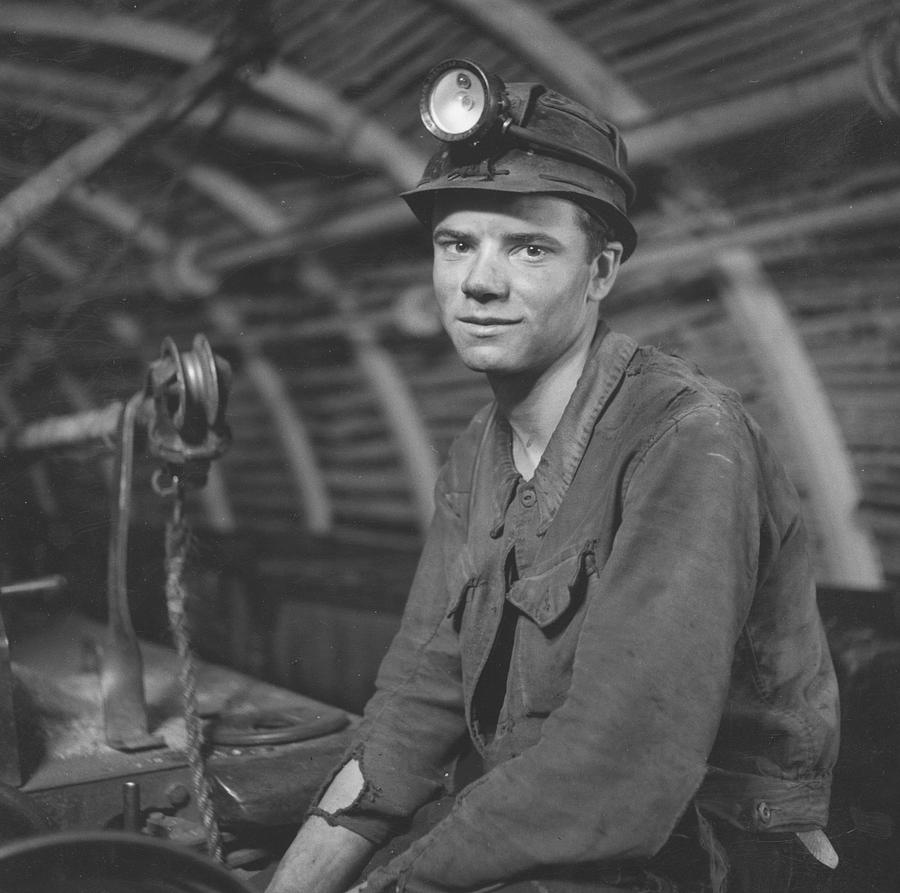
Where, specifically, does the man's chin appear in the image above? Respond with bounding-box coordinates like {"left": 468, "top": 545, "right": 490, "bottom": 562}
{"left": 456, "top": 347, "right": 515, "bottom": 375}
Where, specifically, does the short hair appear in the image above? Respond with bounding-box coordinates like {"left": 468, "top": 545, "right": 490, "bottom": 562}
{"left": 574, "top": 204, "right": 612, "bottom": 262}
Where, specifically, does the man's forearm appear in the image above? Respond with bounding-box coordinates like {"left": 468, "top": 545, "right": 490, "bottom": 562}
{"left": 266, "top": 760, "right": 376, "bottom": 893}
{"left": 265, "top": 815, "right": 375, "bottom": 893}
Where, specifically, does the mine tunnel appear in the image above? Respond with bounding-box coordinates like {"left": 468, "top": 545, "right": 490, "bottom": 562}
{"left": 0, "top": 1, "right": 898, "bottom": 891}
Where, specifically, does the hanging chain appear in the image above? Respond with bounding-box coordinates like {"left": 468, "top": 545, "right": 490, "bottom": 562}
{"left": 164, "top": 482, "right": 224, "bottom": 863}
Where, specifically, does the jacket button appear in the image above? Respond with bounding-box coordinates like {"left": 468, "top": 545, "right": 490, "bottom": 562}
{"left": 755, "top": 800, "right": 772, "bottom": 826}
{"left": 520, "top": 488, "right": 536, "bottom": 507}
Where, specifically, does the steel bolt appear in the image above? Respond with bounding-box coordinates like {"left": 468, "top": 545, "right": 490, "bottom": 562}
{"left": 165, "top": 782, "right": 190, "bottom": 809}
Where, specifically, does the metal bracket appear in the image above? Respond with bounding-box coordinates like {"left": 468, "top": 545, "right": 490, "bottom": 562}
{"left": 147, "top": 334, "right": 232, "bottom": 493}
{"left": 101, "top": 334, "right": 231, "bottom": 753}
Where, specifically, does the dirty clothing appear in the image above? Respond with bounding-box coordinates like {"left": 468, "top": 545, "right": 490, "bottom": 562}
{"left": 321, "top": 324, "right": 840, "bottom": 893}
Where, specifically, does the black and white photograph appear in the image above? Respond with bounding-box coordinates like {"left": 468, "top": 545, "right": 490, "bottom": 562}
{"left": 0, "top": 2, "right": 897, "bottom": 891}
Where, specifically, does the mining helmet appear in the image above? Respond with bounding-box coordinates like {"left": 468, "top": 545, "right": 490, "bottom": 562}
{"left": 402, "top": 59, "right": 638, "bottom": 260}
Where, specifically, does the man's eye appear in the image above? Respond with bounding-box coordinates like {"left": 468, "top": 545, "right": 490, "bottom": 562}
{"left": 521, "top": 245, "right": 546, "bottom": 259}
{"left": 438, "top": 240, "right": 469, "bottom": 253}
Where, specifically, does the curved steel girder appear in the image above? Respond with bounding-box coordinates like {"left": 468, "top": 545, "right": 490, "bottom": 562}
{"left": 0, "top": 39, "right": 238, "bottom": 249}
{"left": 0, "top": 4, "right": 426, "bottom": 189}
{"left": 184, "top": 161, "right": 437, "bottom": 531}
{"left": 299, "top": 262, "right": 439, "bottom": 532}
{"left": 0, "top": 60, "right": 349, "bottom": 162}
{"left": 1, "top": 5, "right": 867, "bottom": 183}
{"left": 16, "top": 201, "right": 233, "bottom": 531}
{"left": 428, "top": 0, "right": 651, "bottom": 124}
{"left": 429, "top": 0, "right": 863, "bottom": 160}
{"left": 44, "top": 174, "right": 331, "bottom": 534}
{"left": 431, "top": 0, "right": 884, "bottom": 587}
{"left": 5, "top": 2, "right": 884, "bottom": 577}
{"left": 718, "top": 250, "right": 883, "bottom": 587}
{"left": 66, "top": 184, "right": 171, "bottom": 255}
{"left": 190, "top": 169, "right": 333, "bottom": 535}
{"left": 209, "top": 306, "right": 334, "bottom": 537}
{"left": 160, "top": 155, "right": 438, "bottom": 533}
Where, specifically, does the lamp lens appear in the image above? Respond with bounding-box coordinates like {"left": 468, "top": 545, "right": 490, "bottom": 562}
{"left": 428, "top": 67, "right": 486, "bottom": 137}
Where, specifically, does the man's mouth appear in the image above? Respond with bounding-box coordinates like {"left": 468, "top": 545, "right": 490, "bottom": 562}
{"left": 458, "top": 316, "right": 520, "bottom": 326}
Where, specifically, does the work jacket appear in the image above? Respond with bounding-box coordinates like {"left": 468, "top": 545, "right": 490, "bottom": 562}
{"left": 328, "top": 324, "right": 840, "bottom": 893}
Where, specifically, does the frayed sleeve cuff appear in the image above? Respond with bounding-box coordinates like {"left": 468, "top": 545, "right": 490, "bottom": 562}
{"left": 308, "top": 806, "right": 400, "bottom": 847}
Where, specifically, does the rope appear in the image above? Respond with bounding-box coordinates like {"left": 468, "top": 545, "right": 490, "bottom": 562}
{"left": 164, "top": 484, "right": 224, "bottom": 863}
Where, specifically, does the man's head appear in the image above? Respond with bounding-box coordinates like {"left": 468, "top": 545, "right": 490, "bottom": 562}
{"left": 402, "top": 62, "right": 634, "bottom": 380}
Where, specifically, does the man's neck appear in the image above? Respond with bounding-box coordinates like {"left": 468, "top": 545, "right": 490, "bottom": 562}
{"left": 488, "top": 335, "right": 593, "bottom": 480}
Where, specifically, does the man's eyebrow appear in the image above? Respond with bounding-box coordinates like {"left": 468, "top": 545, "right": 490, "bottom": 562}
{"left": 432, "top": 227, "right": 563, "bottom": 246}
{"left": 505, "top": 231, "right": 563, "bottom": 246}
{"left": 432, "top": 226, "right": 471, "bottom": 241}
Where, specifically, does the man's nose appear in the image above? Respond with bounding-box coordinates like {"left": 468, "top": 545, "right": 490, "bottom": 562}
{"left": 462, "top": 251, "right": 508, "bottom": 301}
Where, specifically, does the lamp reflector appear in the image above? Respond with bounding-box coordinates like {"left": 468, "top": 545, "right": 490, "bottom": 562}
{"left": 428, "top": 68, "right": 485, "bottom": 136}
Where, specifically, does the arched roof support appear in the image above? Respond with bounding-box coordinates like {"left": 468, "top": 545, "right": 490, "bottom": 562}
{"left": 299, "top": 262, "right": 440, "bottom": 532}
{"left": 0, "top": 60, "right": 343, "bottom": 161}
{"left": 0, "top": 4, "right": 871, "bottom": 190}
{"left": 208, "top": 304, "right": 333, "bottom": 536}
{"left": 65, "top": 184, "right": 171, "bottom": 255}
{"left": 13, "top": 208, "right": 234, "bottom": 531}
{"left": 427, "top": 0, "right": 652, "bottom": 124}
{"left": 718, "top": 250, "right": 883, "bottom": 588}
{"left": 160, "top": 158, "right": 335, "bottom": 534}
{"left": 0, "top": 31, "right": 245, "bottom": 249}
{"left": 626, "top": 62, "right": 861, "bottom": 163}
{"left": 67, "top": 179, "right": 329, "bottom": 532}
{"left": 430, "top": 0, "right": 865, "bottom": 162}
{"left": 0, "top": 4, "right": 427, "bottom": 189}
{"left": 18, "top": 232, "right": 86, "bottom": 282}
{"left": 431, "top": 0, "right": 884, "bottom": 587}
{"left": 623, "top": 187, "right": 900, "bottom": 281}
{"left": 174, "top": 158, "right": 436, "bottom": 530}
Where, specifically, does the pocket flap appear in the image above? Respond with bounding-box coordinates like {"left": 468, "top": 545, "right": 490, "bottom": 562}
{"left": 507, "top": 542, "right": 593, "bottom": 629}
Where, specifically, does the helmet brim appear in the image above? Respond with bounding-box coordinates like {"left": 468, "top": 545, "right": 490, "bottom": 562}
{"left": 402, "top": 179, "right": 637, "bottom": 262}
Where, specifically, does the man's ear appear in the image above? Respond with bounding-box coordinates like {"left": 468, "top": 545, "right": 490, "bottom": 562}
{"left": 587, "top": 241, "right": 623, "bottom": 304}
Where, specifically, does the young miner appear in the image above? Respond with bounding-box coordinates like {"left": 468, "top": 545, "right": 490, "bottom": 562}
{"left": 267, "top": 61, "right": 839, "bottom": 893}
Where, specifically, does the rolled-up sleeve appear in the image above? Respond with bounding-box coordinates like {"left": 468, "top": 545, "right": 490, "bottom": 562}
{"left": 364, "top": 406, "right": 763, "bottom": 892}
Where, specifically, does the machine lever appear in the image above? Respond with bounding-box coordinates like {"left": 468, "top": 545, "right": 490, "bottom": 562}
{"left": 101, "top": 393, "right": 164, "bottom": 753}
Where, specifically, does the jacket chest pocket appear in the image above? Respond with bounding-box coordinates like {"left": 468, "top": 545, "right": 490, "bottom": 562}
{"left": 445, "top": 551, "right": 499, "bottom": 693}
{"left": 506, "top": 541, "right": 597, "bottom": 716}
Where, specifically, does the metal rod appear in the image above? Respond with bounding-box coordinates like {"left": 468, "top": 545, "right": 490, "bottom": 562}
{"left": 0, "top": 574, "right": 67, "bottom": 597}
{"left": 0, "top": 402, "right": 126, "bottom": 458}
{"left": 122, "top": 781, "right": 142, "bottom": 833}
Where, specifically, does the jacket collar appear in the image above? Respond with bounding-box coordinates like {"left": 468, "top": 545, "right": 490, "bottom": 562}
{"left": 484, "top": 322, "right": 639, "bottom": 537}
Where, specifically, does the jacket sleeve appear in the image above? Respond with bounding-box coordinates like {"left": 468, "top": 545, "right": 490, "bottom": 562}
{"left": 365, "top": 405, "right": 765, "bottom": 893}
{"left": 326, "top": 466, "right": 472, "bottom": 845}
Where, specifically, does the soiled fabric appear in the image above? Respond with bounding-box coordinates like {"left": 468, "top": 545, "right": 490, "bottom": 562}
{"left": 320, "top": 324, "right": 839, "bottom": 893}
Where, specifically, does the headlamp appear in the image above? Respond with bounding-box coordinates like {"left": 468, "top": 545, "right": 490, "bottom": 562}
{"left": 418, "top": 59, "right": 636, "bottom": 207}
{"left": 420, "top": 59, "right": 504, "bottom": 143}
